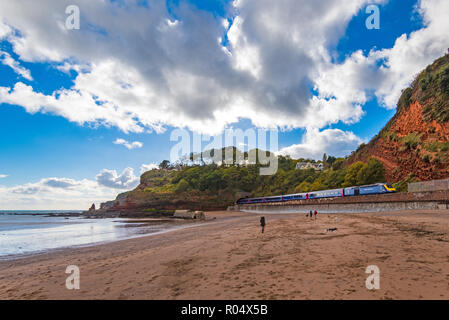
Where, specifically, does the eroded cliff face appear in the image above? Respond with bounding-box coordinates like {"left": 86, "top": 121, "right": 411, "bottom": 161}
{"left": 351, "top": 101, "right": 449, "bottom": 182}
{"left": 350, "top": 54, "right": 449, "bottom": 182}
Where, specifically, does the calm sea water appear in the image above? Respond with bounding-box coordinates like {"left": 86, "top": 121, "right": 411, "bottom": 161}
{"left": 0, "top": 211, "right": 187, "bottom": 259}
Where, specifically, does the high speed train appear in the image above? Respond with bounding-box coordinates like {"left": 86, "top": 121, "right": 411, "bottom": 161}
{"left": 236, "top": 183, "right": 396, "bottom": 205}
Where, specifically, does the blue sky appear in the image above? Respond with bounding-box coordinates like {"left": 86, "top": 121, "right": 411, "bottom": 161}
{"left": 0, "top": 0, "right": 448, "bottom": 209}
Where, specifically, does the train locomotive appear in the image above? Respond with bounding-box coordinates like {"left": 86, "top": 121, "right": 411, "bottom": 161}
{"left": 236, "top": 183, "right": 396, "bottom": 205}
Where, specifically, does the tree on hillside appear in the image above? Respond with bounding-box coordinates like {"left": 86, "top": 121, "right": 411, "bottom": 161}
{"left": 322, "top": 169, "right": 346, "bottom": 189}
{"left": 326, "top": 155, "right": 337, "bottom": 167}
{"left": 199, "top": 170, "right": 225, "bottom": 192}
{"left": 356, "top": 158, "right": 385, "bottom": 185}
{"left": 343, "top": 162, "right": 365, "bottom": 187}
{"left": 174, "top": 179, "right": 190, "bottom": 193}
{"left": 331, "top": 158, "right": 345, "bottom": 170}
{"left": 322, "top": 153, "right": 328, "bottom": 169}
{"left": 294, "top": 181, "right": 312, "bottom": 193}
{"left": 311, "top": 179, "right": 325, "bottom": 191}
{"left": 159, "top": 160, "right": 171, "bottom": 169}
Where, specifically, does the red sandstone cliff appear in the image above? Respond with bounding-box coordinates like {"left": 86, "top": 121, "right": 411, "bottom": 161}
{"left": 350, "top": 54, "right": 449, "bottom": 182}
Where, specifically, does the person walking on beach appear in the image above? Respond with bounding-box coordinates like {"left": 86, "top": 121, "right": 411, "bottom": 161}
{"left": 314, "top": 210, "right": 318, "bottom": 220}
{"left": 309, "top": 210, "right": 313, "bottom": 218}
{"left": 260, "top": 216, "right": 266, "bottom": 234}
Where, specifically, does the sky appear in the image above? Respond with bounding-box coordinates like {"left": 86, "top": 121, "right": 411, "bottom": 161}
{"left": 0, "top": 0, "right": 448, "bottom": 209}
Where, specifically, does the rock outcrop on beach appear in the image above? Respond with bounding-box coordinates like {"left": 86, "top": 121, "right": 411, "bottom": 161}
{"left": 90, "top": 168, "right": 239, "bottom": 216}
{"left": 350, "top": 53, "right": 449, "bottom": 182}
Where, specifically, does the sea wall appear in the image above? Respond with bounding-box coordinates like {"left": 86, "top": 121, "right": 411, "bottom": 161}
{"left": 408, "top": 179, "right": 449, "bottom": 193}
{"left": 234, "top": 190, "right": 449, "bottom": 214}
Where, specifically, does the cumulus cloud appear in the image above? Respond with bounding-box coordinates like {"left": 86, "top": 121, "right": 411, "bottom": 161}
{"left": 0, "top": 0, "right": 448, "bottom": 159}
{"left": 0, "top": 177, "right": 118, "bottom": 210}
{"left": 0, "top": 174, "right": 8, "bottom": 178}
{"left": 140, "top": 163, "right": 159, "bottom": 174}
{"left": 113, "top": 138, "right": 143, "bottom": 150}
{"left": 0, "top": 82, "right": 143, "bottom": 132}
{"left": 10, "top": 185, "right": 40, "bottom": 195}
{"left": 0, "top": 166, "right": 148, "bottom": 210}
{"left": 9, "top": 177, "right": 84, "bottom": 195}
{"left": 96, "top": 167, "right": 139, "bottom": 189}
{"left": 315, "top": 0, "right": 449, "bottom": 111}
{"left": 0, "top": 21, "right": 11, "bottom": 39}
{"left": 42, "top": 177, "right": 80, "bottom": 189}
{"left": 279, "top": 128, "right": 365, "bottom": 160}
{"left": 0, "top": 0, "right": 385, "bottom": 135}
{"left": 0, "top": 50, "right": 33, "bottom": 80}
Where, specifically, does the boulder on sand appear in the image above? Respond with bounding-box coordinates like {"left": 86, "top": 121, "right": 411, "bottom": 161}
{"left": 193, "top": 211, "right": 206, "bottom": 220}
{"left": 174, "top": 210, "right": 206, "bottom": 220}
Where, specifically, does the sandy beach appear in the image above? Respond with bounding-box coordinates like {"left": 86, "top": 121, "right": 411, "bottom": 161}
{"left": 1, "top": 210, "right": 449, "bottom": 300}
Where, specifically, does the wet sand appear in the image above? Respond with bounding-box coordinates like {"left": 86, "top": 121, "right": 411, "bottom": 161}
{"left": 1, "top": 210, "right": 449, "bottom": 300}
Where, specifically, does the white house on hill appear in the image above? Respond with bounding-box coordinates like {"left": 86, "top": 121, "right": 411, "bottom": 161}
{"left": 295, "top": 162, "right": 324, "bottom": 171}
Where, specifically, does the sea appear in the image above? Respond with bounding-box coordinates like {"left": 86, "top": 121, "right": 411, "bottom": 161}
{"left": 0, "top": 210, "right": 190, "bottom": 259}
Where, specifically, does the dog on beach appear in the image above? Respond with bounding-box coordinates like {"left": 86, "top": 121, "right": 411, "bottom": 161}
{"left": 325, "top": 227, "right": 338, "bottom": 233}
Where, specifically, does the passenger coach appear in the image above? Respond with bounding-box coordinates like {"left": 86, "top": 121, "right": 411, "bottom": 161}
{"left": 236, "top": 183, "right": 396, "bottom": 205}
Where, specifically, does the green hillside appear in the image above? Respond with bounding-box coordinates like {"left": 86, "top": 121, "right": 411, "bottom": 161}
{"left": 116, "top": 149, "right": 386, "bottom": 212}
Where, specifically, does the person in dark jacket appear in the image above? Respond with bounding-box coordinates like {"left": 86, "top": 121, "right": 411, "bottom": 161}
{"left": 260, "top": 216, "right": 266, "bottom": 233}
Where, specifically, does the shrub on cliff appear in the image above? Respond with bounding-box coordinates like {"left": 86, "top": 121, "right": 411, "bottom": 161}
{"left": 398, "top": 87, "right": 413, "bottom": 110}
{"left": 401, "top": 132, "right": 422, "bottom": 150}
{"left": 174, "top": 179, "right": 190, "bottom": 193}
{"left": 392, "top": 173, "right": 418, "bottom": 192}
{"left": 416, "top": 55, "right": 449, "bottom": 122}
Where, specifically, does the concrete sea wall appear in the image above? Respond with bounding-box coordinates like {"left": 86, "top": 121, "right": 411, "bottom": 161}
{"left": 234, "top": 190, "right": 449, "bottom": 214}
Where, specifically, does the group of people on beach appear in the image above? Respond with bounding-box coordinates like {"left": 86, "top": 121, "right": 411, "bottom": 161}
{"left": 259, "top": 210, "right": 318, "bottom": 234}
{"left": 308, "top": 210, "right": 318, "bottom": 220}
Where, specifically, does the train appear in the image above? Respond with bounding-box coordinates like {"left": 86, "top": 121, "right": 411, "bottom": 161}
{"left": 236, "top": 183, "right": 396, "bottom": 205}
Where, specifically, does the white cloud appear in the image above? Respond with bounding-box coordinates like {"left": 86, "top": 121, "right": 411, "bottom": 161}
{"left": 314, "top": 0, "right": 449, "bottom": 111}
{"left": 0, "top": 174, "right": 8, "bottom": 178}
{"left": 0, "top": 50, "right": 33, "bottom": 80}
{"left": 0, "top": 177, "right": 118, "bottom": 210}
{"left": 0, "top": 21, "right": 11, "bottom": 39}
{"left": 0, "top": 0, "right": 448, "bottom": 164}
{"left": 276, "top": 0, "right": 449, "bottom": 156}
{"left": 42, "top": 177, "right": 80, "bottom": 189}
{"left": 0, "top": 0, "right": 384, "bottom": 135}
{"left": 55, "top": 61, "right": 90, "bottom": 74}
{"left": 279, "top": 128, "right": 365, "bottom": 160}
{"left": 0, "top": 82, "right": 143, "bottom": 133}
{"left": 372, "top": 0, "right": 449, "bottom": 108}
{"left": 140, "top": 163, "right": 158, "bottom": 174}
{"left": 113, "top": 138, "right": 143, "bottom": 150}
{"left": 10, "top": 177, "right": 81, "bottom": 195}
{"left": 0, "top": 167, "right": 143, "bottom": 210}
{"left": 96, "top": 167, "right": 139, "bottom": 190}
